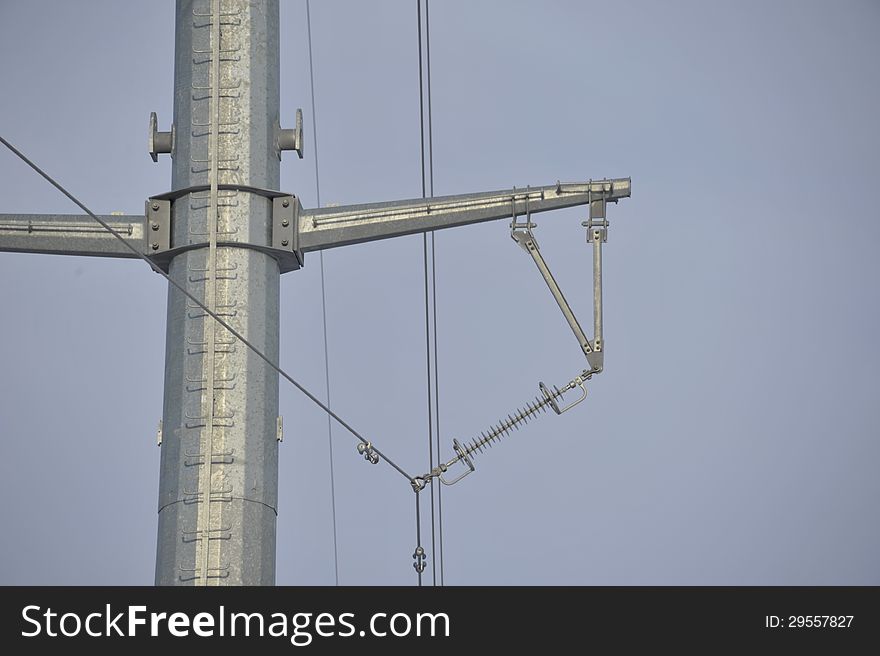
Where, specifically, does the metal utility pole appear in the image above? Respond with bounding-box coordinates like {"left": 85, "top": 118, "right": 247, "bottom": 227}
{"left": 151, "top": 0, "right": 285, "bottom": 586}
{"left": 0, "top": 0, "right": 630, "bottom": 585}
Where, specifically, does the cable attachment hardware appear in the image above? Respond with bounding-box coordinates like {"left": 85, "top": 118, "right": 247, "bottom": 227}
{"left": 412, "top": 546, "right": 427, "bottom": 574}
{"left": 582, "top": 180, "right": 612, "bottom": 240}
{"left": 447, "top": 438, "right": 476, "bottom": 483}
{"left": 412, "top": 438, "right": 476, "bottom": 491}
{"left": 356, "top": 441, "right": 380, "bottom": 465}
{"left": 439, "top": 439, "right": 476, "bottom": 486}
{"left": 510, "top": 185, "right": 537, "bottom": 241}
{"left": 539, "top": 372, "right": 589, "bottom": 415}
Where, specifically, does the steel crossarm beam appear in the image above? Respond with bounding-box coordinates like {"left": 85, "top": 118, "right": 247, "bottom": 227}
{"left": 297, "top": 177, "right": 631, "bottom": 252}
{"left": 0, "top": 213, "right": 146, "bottom": 259}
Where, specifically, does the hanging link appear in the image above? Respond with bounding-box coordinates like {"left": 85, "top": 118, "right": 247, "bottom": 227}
{"left": 412, "top": 545, "right": 427, "bottom": 574}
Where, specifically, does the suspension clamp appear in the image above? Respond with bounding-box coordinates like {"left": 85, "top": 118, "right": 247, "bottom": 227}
{"left": 357, "top": 441, "right": 380, "bottom": 465}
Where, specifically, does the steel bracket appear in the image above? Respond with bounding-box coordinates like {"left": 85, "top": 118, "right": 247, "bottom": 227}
{"left": 583, "top": 214, "right": 608, "bottom": 244}
{"left": 270, "top": 195, "right": 304, "bottom": 272}
{"left": 272, "top": 196, "right": 299, "bottom": 251}
{"left": 148, "top": 112, "right": 173, "bottom": 162}
{"left": 145, "top": 198, "right": 171, "bottom": 254}
{"left": 277, "top": 108, "right": 304, "bottom": 159}
{"left": 143, "top": 190, "right": 304, "bottom": 274}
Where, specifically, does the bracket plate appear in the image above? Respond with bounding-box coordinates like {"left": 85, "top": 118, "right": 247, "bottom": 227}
{"left": 143, "top": 192, "right": 304, "bottom": 273}
{"left": 273, "top": 196, "right": 298, "bottom": 252}
{"left": 145, "top": 198, "right": 171, "bottom": 254}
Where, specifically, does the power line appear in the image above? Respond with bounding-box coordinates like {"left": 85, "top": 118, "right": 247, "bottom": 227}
{"left": 305, "top": 0, "right": 340, "bottom": 587}
{"left": 424, "top": 0, "right": 445, "bottom": 587}
{"left": 0, "top": 133, "right": 415, "bottom": 485}
{"left": 416, "top": 0, "right": 434, "bottom": 586}
{"left": 417, "top": 0, "right": 444, "bottom": 587}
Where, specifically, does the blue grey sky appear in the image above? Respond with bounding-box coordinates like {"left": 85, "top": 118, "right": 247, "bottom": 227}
{"left": 0, "top": 0, "right": 878, "bottom": 585}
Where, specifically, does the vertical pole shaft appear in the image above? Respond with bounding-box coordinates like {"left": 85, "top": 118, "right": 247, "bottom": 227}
{"left": 155, "top": 0, "right": 282, "bottom": 585}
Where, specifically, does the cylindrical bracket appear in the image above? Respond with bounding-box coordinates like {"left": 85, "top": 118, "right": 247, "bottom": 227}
{"left": 148, "top": 112, "right": 173, "bottom": 162}
{"left": 278, "top": 108, "right": 304, "bottom": 159}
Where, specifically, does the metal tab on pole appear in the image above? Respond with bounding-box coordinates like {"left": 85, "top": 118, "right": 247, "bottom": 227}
{"left": 145, "top": 198, "right": 170, "bottom": 254}
{"left": 272, "top": 196, "right": 299, "bottom": 252}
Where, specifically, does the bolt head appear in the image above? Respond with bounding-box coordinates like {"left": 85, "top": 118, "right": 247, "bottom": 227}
{"left": 151, "top": 242, "right": 160, "bottom": 250}
{"left": 282, "top": 199, "right": 290, "bottom": 208}
{"left": 151, "top": 222, "right": 160, "bottom": 231}
{"left": 281, "top": 219, "right": 289, "bottom": 227}
{"left": 151, "top": 202, "right": 160, "bottom": 211}
{"left": 281, "top": 239, "right": 289, "bottom": 247}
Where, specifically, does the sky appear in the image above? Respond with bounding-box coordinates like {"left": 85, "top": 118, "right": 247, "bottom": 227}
{"left": 0, "top": 0, "right": 878, "bottom": 585}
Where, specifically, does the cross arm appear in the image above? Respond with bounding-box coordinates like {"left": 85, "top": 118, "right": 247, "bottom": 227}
{"left": 297, "top": 178, "right": 630, "bottom": 252}
{"left": 0, "top": 213, "right": 147, "bottom": 259}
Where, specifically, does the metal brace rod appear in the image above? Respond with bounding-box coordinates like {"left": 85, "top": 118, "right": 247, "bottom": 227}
{"left": 591, "top": 223, "right": 604, "bottom": 356}
{"left": 511, "top": 228, "right": 603, "bottom": 372}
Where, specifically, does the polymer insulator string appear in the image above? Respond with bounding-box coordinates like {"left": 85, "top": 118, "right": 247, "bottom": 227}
{"left": 461, "top": 390, "right": 558, "bottom": 457}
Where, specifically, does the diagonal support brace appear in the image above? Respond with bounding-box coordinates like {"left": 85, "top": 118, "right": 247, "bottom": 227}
{"left": 512, "top": 229, "right": 603, "bottom": 372}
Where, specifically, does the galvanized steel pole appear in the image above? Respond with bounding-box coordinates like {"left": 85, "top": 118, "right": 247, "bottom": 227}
{"left": 155, "top": 0, "right": 282, "bottom": 585}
